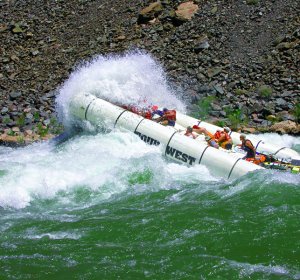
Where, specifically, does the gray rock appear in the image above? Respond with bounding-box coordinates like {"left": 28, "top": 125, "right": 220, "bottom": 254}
{"left": 277, "top": 111, "right": 295, "bottom": 121}
{"left": 210, "top": 111, "right": 221, "bottom": 117}
{"left": 276, "top": 98, "right": 287, "bottom": 107}
{"left": 211, "top": 103, "right": 222, "bottom": 111}
{"left": 45, "top": 91, "right": 56, "bottom": 98}
{"left": 220, "top": 111, "right": 227, "bottom": 117}
{"left": 43, "top": 119, "right": 51, "bottom": 126}
{"left": 1, "top": 107, "right": 8, "bottom": 114}
{"left": 26, "top": 113, "right": 33, "bottom": 120}
{"left": 9, "top": 91, "right": 22, "bottom": 100}
{"left": 31, "top": 50, "right": 40, "bottom": 56}
{"left": 213, "top": 84, "right": 224, "bottom": 95}
{"left": 207, "top": 67, "right": 222, "bottom": 78}
{"left": 198, "top": 85, "right": 212, "bottom": 93}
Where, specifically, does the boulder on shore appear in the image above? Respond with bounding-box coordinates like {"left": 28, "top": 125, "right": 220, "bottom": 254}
{"left": 270, "top": 120, "right": 300, "bottom": 135}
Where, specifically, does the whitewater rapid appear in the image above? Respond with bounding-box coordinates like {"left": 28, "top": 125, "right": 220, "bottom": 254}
{"left": 0, "top": 52, "right": 299, "bottom": 209}
{"left": 0, "top": 131, "right": 219, "bottom": 209}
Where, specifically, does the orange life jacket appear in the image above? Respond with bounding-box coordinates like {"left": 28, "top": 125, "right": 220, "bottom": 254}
{"left": 246, "top": 154, "right": 266, "bottom": 165}
{"left": 163, "top": 110, "right": 176, "bottom": 121}
{"left": 223, "top": 131, "right": 231, "bottom": 141}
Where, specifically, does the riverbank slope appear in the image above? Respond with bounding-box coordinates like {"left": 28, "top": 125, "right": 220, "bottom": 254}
{"left": 1, "top": 0, "right": 299, "bottom": 144}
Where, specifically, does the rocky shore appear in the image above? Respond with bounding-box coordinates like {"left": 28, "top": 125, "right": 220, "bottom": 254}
{"left": 1, "top": 0, "right": 299, "bottom": 145}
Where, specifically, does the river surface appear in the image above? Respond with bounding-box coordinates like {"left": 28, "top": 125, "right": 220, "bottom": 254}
{"left": 1, "top": 53, "right": 299, "bottom": 279}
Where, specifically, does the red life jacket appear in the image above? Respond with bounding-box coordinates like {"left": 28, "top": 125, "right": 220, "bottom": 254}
{"left": 144, "top": 111, "right": 152, "bottom": 120}
{"left": 214, "top": 131, "right": 222, "bottom": 139}
{"left": 163, "top": 110, "right": 176, "bottom": 121}
{"left": 130, "top": 106, "right": 140, "bottom": 114}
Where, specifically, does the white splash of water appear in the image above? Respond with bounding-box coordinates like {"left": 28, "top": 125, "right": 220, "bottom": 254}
{"left": 251, "top": 133, "right": 300, "bottom": 151}
{"left": 0, "top": 130, "right": 216, "bottom": 209}
{"left": 56, "top": 51, "right": 186, "bottom": 128}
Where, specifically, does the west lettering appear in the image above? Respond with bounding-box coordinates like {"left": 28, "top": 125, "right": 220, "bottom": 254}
{"left": 181, "top": 153, "right": 188, "bottom": 163}
{"left": 188, "top": 155, "right": 196, "bottom": 165}
{"left": 166, "top": 146, "right": 196, "bottom": 166}
{"left": 166, "top": 146, "right": 176, "bottom": 157}
{"left": 175, "top": 150, "right": 182, "bottom": 160}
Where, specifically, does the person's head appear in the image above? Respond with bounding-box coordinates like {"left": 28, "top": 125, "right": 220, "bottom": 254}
{"left": 205, "top": 136, "right": 211, "bottom": 141}
{"left": 151, "top": 105, "right": 158, "bottom": 111}
{"left": 187, "top": 126, "right": 193, "bottom": 132}
{"left": 223, "top": 127, "right": 230, "bottom": 133}
{"left": 240, "top": 134, "right": 246, "bottom": 141}
{"left": 163, "top": 108, "right": 168, "bottom": 112}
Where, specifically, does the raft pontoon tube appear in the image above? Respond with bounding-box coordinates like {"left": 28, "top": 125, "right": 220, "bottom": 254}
{"left": 69, "top": 93, "right": 262, "bottom": 180}
{"left": 175, "top": 112, "right": 300, "bottom": 161}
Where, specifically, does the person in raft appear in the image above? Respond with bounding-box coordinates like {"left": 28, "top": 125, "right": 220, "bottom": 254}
{"left": 192, "top": 125, "right": 215, "bottom": 139}
{"left": 205, "top": 135, "right": 219, "bottom": 149}
{"left": 150, "top": 105, "right": 162, "bottom": 118}
{"left": 154, "top": 108, "right": 176, "bottom": 127}
{"left": 184, "top": 126, "right": 198, "bottom": 139}
{"left": 141, "top": 107, "right": 152, "bottom": 120}
{"left": 238, "top": 134, "right": 256, "bottom": 160}
{"left": 216, "top": 127, "right": 233, "bottom": 150}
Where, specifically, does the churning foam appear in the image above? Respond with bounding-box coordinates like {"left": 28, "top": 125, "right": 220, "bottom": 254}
{"left": 0, "top": 130, "right": 217, "bottom": 209}
{"left": 251, "top": 133, "right": 300, "bottom": 151}
{"left": 56, "top": 51, "right": 186, "bottom": 129}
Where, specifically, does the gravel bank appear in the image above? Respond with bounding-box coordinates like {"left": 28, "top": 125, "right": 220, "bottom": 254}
{"left": 1, "top": 0, "right": 299, "bottom": 144}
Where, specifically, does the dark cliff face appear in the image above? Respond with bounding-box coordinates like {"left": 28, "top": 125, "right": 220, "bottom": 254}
{"left": 0, "top": 0, "right": 299, "bottom": 136}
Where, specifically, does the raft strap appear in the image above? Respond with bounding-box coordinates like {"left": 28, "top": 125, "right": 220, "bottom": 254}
{"left": 133, "top": 118, "right": 146, "bottom": 133}
{"left": 84, "top": 98, "right": 96, "bottom": 120}
{"left": 114, "top": 109, "right": 129, "bottom": 128}
{"left": 165, "top": 131, "right": 178, "bottom": 156}
{"left": 228, "top": 158, "right": 242, "bottom": 179}
{"left": 255, "top": 140, "right": 263, "bottom": 150}
{"left": 273, "top": 147, "right": 287, "bottom": 156}
{"left": 198, "top": 146, "right": 210, "bottom": 164}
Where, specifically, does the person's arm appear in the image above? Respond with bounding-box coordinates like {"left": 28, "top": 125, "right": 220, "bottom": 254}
{"left": 194, "top": 127, "right": 205, "bottom": 134}
{"left": 153, "top": 116, "right": 162, "bottom": 122}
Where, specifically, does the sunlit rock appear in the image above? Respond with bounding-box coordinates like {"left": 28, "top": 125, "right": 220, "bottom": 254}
{"left": 175, "top": 1, "right": 199, "bottom": 21}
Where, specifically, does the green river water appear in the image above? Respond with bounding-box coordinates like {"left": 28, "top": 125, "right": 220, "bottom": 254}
{"left": 0, "top": 133, "right": 299, "bottom": 280}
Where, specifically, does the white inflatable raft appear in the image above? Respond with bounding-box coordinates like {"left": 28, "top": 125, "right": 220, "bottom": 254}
{"left": 69, "top": 93, "right": 262, "bottom": 180}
